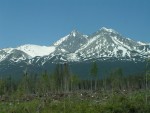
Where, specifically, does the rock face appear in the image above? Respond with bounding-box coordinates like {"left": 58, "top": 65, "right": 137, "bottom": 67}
{"left": 0, "top": 27, "right": 149, "bottom": 76}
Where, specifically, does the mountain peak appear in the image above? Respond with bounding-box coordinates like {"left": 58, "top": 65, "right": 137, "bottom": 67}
{"left": 70, "top": 29, "right": 81, "bottom": 37}
{"left": 100, "top": 27, "right": 118, "bottom": 34}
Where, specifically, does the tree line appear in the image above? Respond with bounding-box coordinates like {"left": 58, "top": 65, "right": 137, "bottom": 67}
{"left": 0, "top": 61, "right": 150, "bottom": 100}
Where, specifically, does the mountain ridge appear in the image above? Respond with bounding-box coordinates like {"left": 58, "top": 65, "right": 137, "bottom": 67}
{"left": 0, "top": 27, "right": 150, "bottom": 64}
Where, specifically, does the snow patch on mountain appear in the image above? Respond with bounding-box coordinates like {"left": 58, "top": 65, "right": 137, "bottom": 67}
{"left": 0, "top": 54, "right": 7, "bottom": 61}
{"left": 3, "top": 48, "right": 14, "bottom": 53}
{"left": 54, "top": 35, "right": 69, "bottom": 46}
{"left": 67, "top": 53, "right": 80, "bottom": 62}
{"left": 100, "top": 27, "right": 118, "bottom": 34}
{"left": 111, "top": 36, "right": 132, "bottom": 51}
{"left": 137, "top": 41, "right": 147, "bottom": 45}
{"left": 0, "top": 48, "right": 14, "bottom": 61}
{"left": 10, "top": 55, "right": 27, "bottom": 62}
{"left": 75, "top": 35, "right": 99, "bottom": 53}
{"left": 17, "top": 44, "right": 55, "bottom": 57}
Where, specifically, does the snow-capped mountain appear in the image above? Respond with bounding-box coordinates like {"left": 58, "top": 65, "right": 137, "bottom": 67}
{"left": 75, "top": 27, "right": 150, "bottom": 61}
{"left": 53, "top": 30, "right": 88, "bottom": 53}
{"left": 0, "top": 44, "right": 55, "bottom": 62}
{"left": 41, "top": 27, "right": 149, "bottom": 63}
{"left": 0, "top": 27, "right": 150, "bottom": 65}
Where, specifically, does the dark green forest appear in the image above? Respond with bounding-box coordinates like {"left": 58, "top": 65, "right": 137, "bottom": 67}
{"left": 0, "top": 61, "right": 150, "bottom": 113}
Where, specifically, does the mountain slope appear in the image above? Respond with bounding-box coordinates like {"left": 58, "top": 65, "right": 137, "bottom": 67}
{"left": 0, "top": 44, "right": 56, "bottom": 62}
{"left": 0, "top": 48, "right": 14, "bottom": 61}
{"left": 53, "top": 30, "right": 88, "bottom": 53}
{"left": 75, "top": 27, "right": 149, "bottom": 61}
{"left": 3, "top": 49, "right": 31, "bottom": 62}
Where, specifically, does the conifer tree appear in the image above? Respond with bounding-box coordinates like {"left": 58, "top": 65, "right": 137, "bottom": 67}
{"left": 63, "top": 63, "right": 70, "bottom": 92}
{"left": 90, "top": 62, "right": 98, "bottom": 90}
{"left": 145, "top": 59, "right": 150, "bottom": 104}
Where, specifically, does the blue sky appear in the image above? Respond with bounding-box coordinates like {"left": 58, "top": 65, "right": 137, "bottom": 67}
{"left": 0, "top": 0, "right": 150, "bottom": 48}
